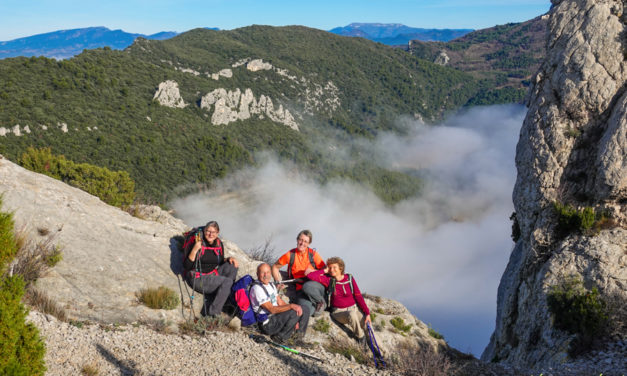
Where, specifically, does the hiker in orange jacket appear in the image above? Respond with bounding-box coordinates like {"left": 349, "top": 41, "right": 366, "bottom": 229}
{"left": 271, "top": 229, "right": 326, "bottom": 317}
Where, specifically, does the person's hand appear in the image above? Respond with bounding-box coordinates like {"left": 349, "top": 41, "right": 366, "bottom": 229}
{"left": 276, "top": 283, "right": 286, "bottom": 291}
{"left": 323, "top": 266, "right": 329, "bottom": 274}
{"left": 364, "top": 314, "right": 372, "bottom": 325}
{"left": 304, "top": 267, "right": 315, "bottom": 276}
{"left": 290, "top": 304, "right": 303, "bottom": 316}
{"left": 228, "top": 257, "right": 239, "bottom": 268}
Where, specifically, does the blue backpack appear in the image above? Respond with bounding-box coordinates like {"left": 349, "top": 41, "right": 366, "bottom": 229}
{"left": 230, "top": 275, "right": 271, "bottom": 326}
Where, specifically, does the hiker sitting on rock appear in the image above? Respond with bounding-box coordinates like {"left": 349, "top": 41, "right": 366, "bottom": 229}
{"left": 250, "top": 263, "right": 310, "bottom": 346}
{"left": 271, "top": 229, "right": 326, "bottom": 317}
{"left": 306, "top": 257, "right": 371, "bottom": 345}
{"left": 183, "top": 221, "right": 238, "bottom": 317}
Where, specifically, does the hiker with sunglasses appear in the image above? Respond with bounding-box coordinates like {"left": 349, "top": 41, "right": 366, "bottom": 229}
{"left": 271, "top": 229, "right": 327, "bottom": 317}
{"left": 306, "top": 256, "right": 371, "bottom": 345}
{"left": 183, "top": 221, "right": 239, "bottom": 317}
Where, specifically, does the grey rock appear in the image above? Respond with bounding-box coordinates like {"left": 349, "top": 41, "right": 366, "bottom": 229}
{"left": 153, "top": 80, "right": 187, "bottom": 108}
{"left": 483, "top": 0, "right": 627, "bottom": 370}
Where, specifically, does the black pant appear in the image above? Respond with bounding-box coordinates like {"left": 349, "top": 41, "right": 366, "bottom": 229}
{"left": 260, "top": 304, "right": 311, "bottom": 341}
{"left": 186, "top": 263, "right": 237, "bottom": 316}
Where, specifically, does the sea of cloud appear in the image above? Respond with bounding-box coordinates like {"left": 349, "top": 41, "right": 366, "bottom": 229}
{"left": 171, "top": 104, "right": 526, "bottom": 355}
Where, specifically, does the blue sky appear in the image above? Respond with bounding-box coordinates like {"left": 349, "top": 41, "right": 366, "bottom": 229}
{"left": 1, "top": 0, "right": 551, "bottom": 41}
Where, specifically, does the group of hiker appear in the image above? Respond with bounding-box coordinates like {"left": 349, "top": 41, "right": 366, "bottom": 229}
{"left": 182, "top": 221, "right": 371, "bottom": 348}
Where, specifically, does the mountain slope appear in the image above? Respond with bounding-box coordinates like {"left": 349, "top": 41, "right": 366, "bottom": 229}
{"left": 329, "top": 23, "right": 473, "bottom": 44}
{"left": 0, "top": 25, "right": 483, "bottom": 204}
{"left": 409, "top": 15, "right": 548, "bottom": 105}
{"left": 0, "top": 27, "right": 178, "bottom": 59}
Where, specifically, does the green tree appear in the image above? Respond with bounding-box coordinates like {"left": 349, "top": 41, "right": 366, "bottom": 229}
{"left": 0, "top": 197, "right": 47, "bottom": 375}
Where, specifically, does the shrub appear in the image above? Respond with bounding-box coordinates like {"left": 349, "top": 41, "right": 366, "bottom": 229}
{"left": 554, "top": 202, "right": 599, "bottom": 238}
{"left": 81, "top": 362, "right": 99, "bottom": 375}
{"left": 313, "top": 317, "right": 330, "bottom": 333}
{"left": 19, "top": 147, "right": 136, "bottom": 207}
{"left": 392, "top": 340, "right": 455, "bottom": 376}
{"left": 324, "top": 338, "right": 369, "bottom": 364}
{"left": 24, "top": 287, "right": 67, "bottom": 322}
{"left": 428, "top": 325, "right": 444, "bottom": 340}
{"left": 245, "top": 236, "right": 276, "bottom": 264}
{"left": 137, "top": 286, "right": 179, "bottom": 310}
{"left": 547, "top": 275, "right": 608, "bottom": 356}
{"left": 179, "top": 315, "right": 230, "bottom": 335}
{"left": 10, "top": 229, "right": 63, "bottom": 286}
{"left": 390, "top": 316, "right": 412, "bottom": 335}
{"left": 0, "top": 198, "right": 46, "bottom": 375}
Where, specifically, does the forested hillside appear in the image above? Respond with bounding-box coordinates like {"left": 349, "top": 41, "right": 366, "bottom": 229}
{"left": 0, "top": 26, "right": 489, "bottom": 204}
{"left": 409, "top": 15, "right": 547, "bottom": 105}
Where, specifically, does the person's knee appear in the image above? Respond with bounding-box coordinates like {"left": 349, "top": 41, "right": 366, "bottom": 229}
{"left": 302, "top": 281, "right": 324, "bottom": 299}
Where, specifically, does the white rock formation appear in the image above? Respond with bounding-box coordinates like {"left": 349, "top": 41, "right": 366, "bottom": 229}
{"left": 58, "top": 122, "right": 68, "bottom": 133}
{"left": 434, "top": 50, "right": 450, "bottom": 66}
{"left": 200, "top": 88, "right": 299, "bottom": 130}
{"left": 246, "top": 59, "right": 273, "bottom": 72}
{"left": 153, "top": 80, "right": 187, "bottom": 108}
{"left": 176, "top": 67, "right": 200, "bottom": 76}
{"left": 483, "top": 0, "right": 627, "bottom": 370}
{"left": 0, "top": 127, "right": 7, "bottom": 136}
{"left": 12, "top": 124, "right": 21, "bottom": 136}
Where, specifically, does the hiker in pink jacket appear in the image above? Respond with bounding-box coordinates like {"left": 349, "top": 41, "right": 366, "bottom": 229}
{"left": 306, "top": 257, "right": 371, "bottom": 345}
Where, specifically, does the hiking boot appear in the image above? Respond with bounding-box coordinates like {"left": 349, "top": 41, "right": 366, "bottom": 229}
{"left": 313, "top": 301, "right": 325, "bottom": 317}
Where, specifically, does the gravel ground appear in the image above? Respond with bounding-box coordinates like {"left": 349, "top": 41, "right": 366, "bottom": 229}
{"left": 28, "top": 311, "right": 390, "bottom": 376}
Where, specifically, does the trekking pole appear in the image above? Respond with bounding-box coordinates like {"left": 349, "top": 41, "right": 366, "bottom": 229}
{"left": 250, "top": 334, "right": 323, "bottom": 362}
{"left": 366, "top": 323, "right": 386, "bottom": 369}
{"left": 278, "top": 278, "right": 305, "bottom": 284}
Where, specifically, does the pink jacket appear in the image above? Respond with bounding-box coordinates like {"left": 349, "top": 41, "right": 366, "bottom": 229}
{"left": 307, "top": 269, "right": 370, "bottom": 315}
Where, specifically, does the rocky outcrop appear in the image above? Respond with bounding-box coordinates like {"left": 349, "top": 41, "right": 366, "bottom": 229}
{"left": 483, "top": 0, "right": 627, "bottom": 370}
{"left": 434, "top": 50, "right": 450, "bottom": 66}
{"left": 200, "top": 88, "right": 299, "bottom": 130}
{"left": 246, "top": 59, "right": 273, "bottom": 71}
{"left": 153, "top": 80, "right": 187, "bottom": 108}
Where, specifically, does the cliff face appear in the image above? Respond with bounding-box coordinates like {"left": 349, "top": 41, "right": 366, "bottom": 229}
{"left": 482, "top": 0, "right": 627, "bottom": 368}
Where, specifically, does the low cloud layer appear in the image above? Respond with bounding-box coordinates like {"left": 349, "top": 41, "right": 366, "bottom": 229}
{"left": 172, "top": 104, "right": 526, "bottom": 355}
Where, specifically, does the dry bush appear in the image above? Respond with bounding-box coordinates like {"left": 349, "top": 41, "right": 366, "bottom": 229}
{"left": 136, "top": 286, "right": 179, "bottom": 310}
{"left": 81, "top": 362, "right": 99, "bottom": 376}
{"left": 10, "top": 228, "right": 62, "bottom": 286}
{"left": 178, "top": 315, "right": 231, "bottom": 336}
{"left": 245, "top": 236, "right": 277, "bottom": 264}
{"left": 392, "top": 340, "right": 456, "bottom": 376}
{"left": 324, "top": 337, "right": 370, "bottom": 365}
{"left": 24, "top": 287, "right": 67, "bottom": 321}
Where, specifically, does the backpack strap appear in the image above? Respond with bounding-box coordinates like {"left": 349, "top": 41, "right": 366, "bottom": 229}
{"left": 288, "top": 248, "right": 317, "bottom": 279}
{"left": 288, "top": 251, "right": 295, "bottom": 279}
{"left": 327, "top": 274, "right": 355, "bottom": 307}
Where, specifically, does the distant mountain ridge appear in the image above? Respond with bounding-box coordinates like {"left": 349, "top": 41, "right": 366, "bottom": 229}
{"left": 0, "top": 27, "right": 178, "bottom": 59}
{"left": 328, "top": 22, "right": 473, "bottom": 44}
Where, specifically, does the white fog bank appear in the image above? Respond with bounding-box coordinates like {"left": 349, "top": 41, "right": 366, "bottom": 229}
{"left": 172, "top": 104, "right": 526, "bottom": 355}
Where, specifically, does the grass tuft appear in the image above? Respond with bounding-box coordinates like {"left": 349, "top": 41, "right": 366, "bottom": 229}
{"left": 136, "top": 286, "right": 179, "bottom": 310}
{"left": 24, "top": 287, "right": 67, "bottom": 321}
{"left": 312, "top": 317, "right": 330, "bottom": 333}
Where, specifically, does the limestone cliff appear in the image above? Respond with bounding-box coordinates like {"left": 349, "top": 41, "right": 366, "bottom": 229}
{"left": 482, "top": 0, "right": 627, "bottom": 369}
